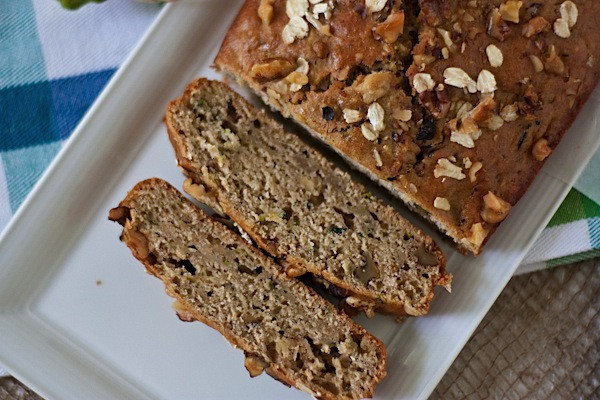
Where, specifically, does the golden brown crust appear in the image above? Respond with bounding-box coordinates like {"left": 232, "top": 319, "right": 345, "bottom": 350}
{"left": 165, "top": 78, "right": 449, "bottom": 317}
{"left": 214, "top": 0, "right": 600, "bottom": 255}
{"left": 109, "top": 178, "right": 386, "bottom": 400}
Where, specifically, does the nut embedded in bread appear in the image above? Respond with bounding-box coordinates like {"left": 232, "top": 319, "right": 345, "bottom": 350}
{"left": 166, "top": 79, "right": 450, "bottom": 318}
{"left": 214, "top": 0, "right": 600, "bottom": 254}
{"left": 109, "top": 178, "right": 386, "bottom": 400}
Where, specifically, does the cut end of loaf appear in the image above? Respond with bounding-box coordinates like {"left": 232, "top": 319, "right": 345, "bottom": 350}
{"left": 109, "top": 178, "right": 386, "bottom": 400}
{"left": 166, "top": 78, "right": 451, "bottom": 317}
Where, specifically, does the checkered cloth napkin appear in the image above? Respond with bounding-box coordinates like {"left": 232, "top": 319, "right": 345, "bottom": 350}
{"left": 0, "top": 0, "right": 598, "bottom": 376}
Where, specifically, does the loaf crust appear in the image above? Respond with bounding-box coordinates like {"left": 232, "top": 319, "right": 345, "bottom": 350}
{"left": 214, "top": 0, "right": 600, "bottom": 254}
{"left": 109, "top": 178, "right": 386, "bottom": 400}
{"left": 166, "top": 78, "right": 450, "bottom": 318}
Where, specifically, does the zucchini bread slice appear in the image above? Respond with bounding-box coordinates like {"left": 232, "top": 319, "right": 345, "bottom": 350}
{"left": 166, "top": 79, "right": 450, "bottom": 317}
{"left": 109, "top": 178, "right": 386, "bottom": 400}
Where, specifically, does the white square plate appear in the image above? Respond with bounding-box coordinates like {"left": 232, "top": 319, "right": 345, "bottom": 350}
{"left": 1, "top": 2, "right": 599, "bottom": 399}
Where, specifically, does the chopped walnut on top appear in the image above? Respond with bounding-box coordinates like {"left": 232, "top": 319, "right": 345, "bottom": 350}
{"left": 481, "top": 191, "right": 512, "bottom": 223}
{"left": 499, "top": 1, "right": 522, "bottom": 23}
{"left": 375, "top": 11, "right": 405, "bottom": 43}
{"left": 355, "top": 71, "right": 394, "bottom": 103}
{"left": 522, "top": 16, "right": 550, "bottom": 38}
{"left": 258, "top": 0, "right": 274, "bottom": 26}
{"left": 532, "top": 138, "right": 552, "bottom": 161}
{"left": 467, "top": 222, "right": 487, "bottom": 248}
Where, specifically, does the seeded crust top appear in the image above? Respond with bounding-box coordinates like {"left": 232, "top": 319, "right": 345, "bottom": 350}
{"left": 215, "top": 0, "right": 600, "bottom": 254}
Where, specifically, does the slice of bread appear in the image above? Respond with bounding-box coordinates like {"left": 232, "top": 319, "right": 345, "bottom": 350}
{"left": 109, "top": 178, "right": 386, "bottom": 400}
{"left": 165, "top": 79, "right": 450, "bottom": 317}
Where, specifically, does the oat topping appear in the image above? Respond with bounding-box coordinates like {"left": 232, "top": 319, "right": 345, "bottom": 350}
{"left": 343, "top": 108, "right": 362, "bottom": 123}
{"left": 481, "top": 192, "right": 511, "bottom": 224}
{"left": 393, "top": 109, "right": 412, "bottom": 122}
{"left": 443, "top": 67, "right": 477, "bottom": 93}
{"left": 282, "top": 15, "right": 309, "bottom": 44}
{"left": 367, "top": 102, "right": 385, "bottom": 131}
{"left": 434, "top": 197, "right": 451, "bottom": 211}
{"left": 365, "top": 0, "right": 387, "bottom": 14}
{"left": 529, "top": 55, "right": 544, "bottom": 72}
{"left": 469, "top": 161, "right": 483, "bottom": 183}
{"left": 437, "top": 28, "right": 455, "bottom": 50}
{"left": 463, "top": 157, "right": 472, "bottom": 169}
{"left": 373, "top": 148, "right": 383, "bottom": 167}
{"left": 413, "top": 73, "right": 436, "bottom": 93}
{"left": 485, "top": 44, "right": 503, "bottom": 68}
{"left": 441, "top": 47, "right": 450, "bottom": 59}
{"left": 361, "top": 123, "right": 378, "bottom": 141}
{"left": 434, "top": 158, "right": 466, "bottom": 180}
{"left": 286, "top": 0, "right": 309, "bottom": 18}
{"left": 500, "top": 103, "right": 519, "bottom": 122}
{"left": 499, "top": 1, "right": 522, "bottom": 23}
{"left": 408, "top": 183, "right": 417, "bottom": 194}
{"left": 476, "top": 69, "right": 497, "bottom": 94}
{"left": 532, "top": 138, "right": 552, "bottom": 161}
{"left": 560, "top": 1, "right": 579, "bottom": 28}
{"left": 553, "top": 17, "right": 571, "bottom": 38}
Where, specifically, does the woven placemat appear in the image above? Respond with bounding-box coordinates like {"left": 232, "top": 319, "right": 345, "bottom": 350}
{"left": 432, "top": 258, "right": 600, "bottom": 399}
{"left": 2, "top": 259, "right": 598, "bottom": 400}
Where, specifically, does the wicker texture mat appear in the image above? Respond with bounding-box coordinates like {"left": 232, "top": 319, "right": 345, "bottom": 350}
{"left": 1, "top": 259, "right": 598, "bottom": 400}
{"left": 432, "top": 259, "right": 600, "bottom": 399}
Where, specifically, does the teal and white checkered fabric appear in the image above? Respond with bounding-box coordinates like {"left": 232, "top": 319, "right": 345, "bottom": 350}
{"left": 1, "top": 0, "right": 599, "bottom": 273}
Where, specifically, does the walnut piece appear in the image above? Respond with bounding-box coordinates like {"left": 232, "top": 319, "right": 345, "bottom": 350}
{"left": 481, "top": 191, "right": 512, "bottom": 224}
{"left": 522, "top": 16, "right": 550, "bottom": 38}
{"left": 250, "top": 59, "right": 296, "bottom": 81}
{"left": 532, "top": 138, "right": 552, "bottom": 161}
{"left": 375, "top": 11, "right": 405, "bottom": 43}
{"left": 488, "top": 8, "right": 511, "bottom": 41}
{"left": 355, "top": 71, "right": 394, "bottom": 103}
{"left": 499, "top": 1, "right": 522, "bottom": 23}
{"left": 258, "top": 0, "right": 274, "bottom": 25}
{"left": 467, "top": 222, "right": 488, "bottom": 248}
{"left": 469, "top": 161, "right": 483, "bottom": 183}
{"left": 244, "top": 355, "right": 269, "bottom": 378}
